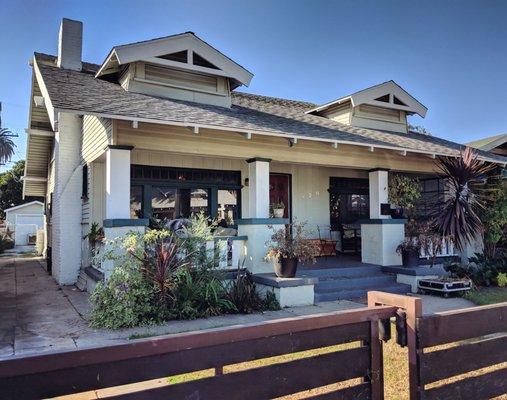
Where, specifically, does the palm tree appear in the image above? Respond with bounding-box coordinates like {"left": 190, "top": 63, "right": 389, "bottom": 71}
{"left": 433, "top": 147, "right": 494, "bottom": 252}
{"left": 0, "top": 128, "right": 15, "bottom": 164}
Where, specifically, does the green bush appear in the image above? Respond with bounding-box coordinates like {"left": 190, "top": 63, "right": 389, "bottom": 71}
{"left": 0, "top": 236, "right": 14, "bottom": 253}
{"left": 497, "top": 272, "right": 507, "bottom": 288}
{"left": 90, "top": 215, "right": 282, "bottom": 329}
{"left": 445, "top": 251, "right": 507, "bottom": 287}
{"left": 90, "top": 265, "right": 167, "bottom": 329}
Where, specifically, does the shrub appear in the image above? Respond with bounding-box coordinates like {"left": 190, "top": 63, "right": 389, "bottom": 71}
{"left": 497, "top": 272, "right": 507, "bottom": 288}
{"left": 388, "top": 175, "right": 421, "bottom": 212}
{"left": 0, "top": 236, "right": 14, "bottom": 253}
{"left": 90, "top": 264, "right": 166, "bottom": 329}
{"left": 445, "top": 251, "right": 507, "bottom": 287}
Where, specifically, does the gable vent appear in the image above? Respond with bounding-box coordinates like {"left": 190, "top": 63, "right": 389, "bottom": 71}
{"left": 158, "top": 50, "right": 188, "bottom": 63}
{"left": 193, "top": 52, "right": 220, "bottom": 70}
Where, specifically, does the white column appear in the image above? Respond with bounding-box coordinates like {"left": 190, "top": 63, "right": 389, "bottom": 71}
{"left": 105, "top": 146, "right": 132, "bottom": 219}
{"left": 369, "top": 169, "right": 389, "bottom": 219}
{"left": 246, "top": 158, "right": 271, "bottom": 218}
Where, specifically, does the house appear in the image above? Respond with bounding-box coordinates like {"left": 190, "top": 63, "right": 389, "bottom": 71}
{"left": 23, "top": 19, "right": 507, "bottom": 302}
{"left": 3, "top": 201, "right": 44, "bottom": 246}
{"left": 467, "top": 133, "right": 507, "bottom": 157}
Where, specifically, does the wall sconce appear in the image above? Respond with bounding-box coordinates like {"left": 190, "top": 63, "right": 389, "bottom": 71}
{"left": 244, "top": 178, "right": 249, "bottom": 187}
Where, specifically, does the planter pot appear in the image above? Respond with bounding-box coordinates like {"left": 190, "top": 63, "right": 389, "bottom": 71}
{"left": 273, "top": 208, "right": 285, "bottom": 218}
{"left": 275, "top": 257, "right": 298, "bottom": 278}
{"left": 401, "top": 248, "right": 419, "bottom": 267}
{"left": 390, "top": 207, "right": 404, "bottom": 219}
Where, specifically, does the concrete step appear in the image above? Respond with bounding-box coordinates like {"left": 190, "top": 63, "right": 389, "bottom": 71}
{"left": 314, "top": 283, "right": 411, "bottom": 303}
{"left": 75, "top": 270, "right": 87, "bottom": 291}
{"left": 299, "top": 266, "right": 383, "bottom": 280}
{"left": 315, "top": 275, "right": 395, "bottom": 292}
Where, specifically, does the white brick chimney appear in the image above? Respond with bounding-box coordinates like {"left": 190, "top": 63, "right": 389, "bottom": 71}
{"left": 57, "top": 18, "right": 83, "bottom": 71}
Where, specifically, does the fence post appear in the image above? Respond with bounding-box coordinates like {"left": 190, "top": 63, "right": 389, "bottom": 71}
{"left": 368, "top": 291, "right": 423, "bottom": 400}
{"left": 369, "top": 317, "right": 384, "bottom": 400}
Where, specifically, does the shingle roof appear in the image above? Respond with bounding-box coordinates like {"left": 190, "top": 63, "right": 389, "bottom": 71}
{"left": 467, "top": 133, "right": 507, "bottom": 151}
{"left": 34, "top": 53, "right": 507, "bottom": 164}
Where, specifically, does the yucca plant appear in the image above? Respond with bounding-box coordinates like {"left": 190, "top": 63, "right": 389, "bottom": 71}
{"left": 433, "top": 147, "right": 494, "bottom": 252}
{"left": 0, "top": 128, "right": 16, "bottom": 164}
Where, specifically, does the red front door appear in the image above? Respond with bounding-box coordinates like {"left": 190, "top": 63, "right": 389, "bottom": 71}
{"left": 269, "top": 173, "right": 291, "bottom": 219}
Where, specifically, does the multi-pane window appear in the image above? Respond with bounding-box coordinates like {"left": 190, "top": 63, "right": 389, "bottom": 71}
{"left": 130, "top": 165, "right": 241, "bottom": 226}
{"left": 417, "top": 178, "right": 446, "bottom": 219}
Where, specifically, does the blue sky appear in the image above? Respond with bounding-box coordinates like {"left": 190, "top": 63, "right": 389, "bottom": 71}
{"left": 1, "top": 0, "right": 507, "bottom": 171}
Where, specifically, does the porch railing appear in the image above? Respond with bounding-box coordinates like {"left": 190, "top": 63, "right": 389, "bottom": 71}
{"left": 206, "top": 235, "right": 248, "bottom": 268}
{"left": 419, "top": 237, "right": 456, "bottom": 259}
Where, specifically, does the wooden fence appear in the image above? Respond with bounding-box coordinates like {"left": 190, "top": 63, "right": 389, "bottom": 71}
{"left": 369, "top": 291, "right": 507, "bottom": 400}
{"left": 0, "top": 304, "right": 397, "bottom": 400}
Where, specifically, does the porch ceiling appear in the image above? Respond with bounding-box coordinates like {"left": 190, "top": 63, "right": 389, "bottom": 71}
{"left": 23, "top": 128, "right": 53, "bottom": 198}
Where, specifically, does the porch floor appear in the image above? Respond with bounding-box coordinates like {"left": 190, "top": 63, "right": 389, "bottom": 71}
{"left": 300, "top": 254, "right": 374, "bottom": 270}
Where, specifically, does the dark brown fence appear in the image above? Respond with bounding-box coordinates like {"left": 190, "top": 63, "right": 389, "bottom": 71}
{"left": 369, "top": 291, "right": 507, "bottom": 400}
{"left": 0, "top": 305, "right": 397, "bottom": 400}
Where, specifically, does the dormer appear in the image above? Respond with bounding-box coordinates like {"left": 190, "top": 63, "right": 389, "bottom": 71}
{"left": 96, "top": 32, "right": 253, "bottom": 107}
{"left": 307, "top": 81, "right": 427, "bottom": 133}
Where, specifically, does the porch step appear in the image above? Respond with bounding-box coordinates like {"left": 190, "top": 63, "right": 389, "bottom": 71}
{"left": 315, "top": 275, "right": 394, "bottom": 292}
{"left": 299, "top": 266, "right": 383, "bottom": 280}
{"left": 315, "top": 283, "right": 411, "bottom": 303}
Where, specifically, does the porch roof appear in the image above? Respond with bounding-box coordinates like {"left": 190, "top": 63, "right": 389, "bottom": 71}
{"left": 33, "top": 53, "right": 507, "bottom": 165}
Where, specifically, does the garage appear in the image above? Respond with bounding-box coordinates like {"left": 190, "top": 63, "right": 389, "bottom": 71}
{"left": 4, "top": 201, "right": 44, "bottom": 246}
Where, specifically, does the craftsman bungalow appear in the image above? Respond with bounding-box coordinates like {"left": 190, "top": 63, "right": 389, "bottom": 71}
{"left": 23, "top": 19, "right": 507, "bottom": 300}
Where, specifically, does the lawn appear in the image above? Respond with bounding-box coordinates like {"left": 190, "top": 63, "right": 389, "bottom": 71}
{"left": 465, "top": 287, "right": 507, "bottom": 305}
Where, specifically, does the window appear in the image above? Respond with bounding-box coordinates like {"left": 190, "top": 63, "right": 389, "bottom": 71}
{"left": 417, "top": 178, "right": 446, "bottom": 219}
{"left": 131, "top": 165, "right": 241, "bottom": 224}
{"left": 82, "top": 164, "right": 88, "bottom": 198}
{"left": 329, "top": 178, "right": 370, "bottom": 229}
{"left": 217, "top": 189, "right": 239, "bottom": 227}
{"left": 130, "top": 185, "right": 143, "bottom": 219}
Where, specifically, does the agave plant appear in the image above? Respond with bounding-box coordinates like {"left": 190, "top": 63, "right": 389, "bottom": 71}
{"left": 0, "top": 128, "right": 16, "bottom": 164}
{"left": 433, "top": 147, "right": 494, "bottom": 252}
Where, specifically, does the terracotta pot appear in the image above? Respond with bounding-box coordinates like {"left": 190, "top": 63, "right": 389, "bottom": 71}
{"left": 273, "top": 208, "right": 285, "bottom": 218}
{"left": 276, "top": 257, "right": 298, "bottom": 278}
{"left": 401, "top": 248, "right": 419, "bottom": 267}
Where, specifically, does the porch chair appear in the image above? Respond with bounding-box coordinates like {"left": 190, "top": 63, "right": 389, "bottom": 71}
{"left": 316, "top": 225, "right": 338, "bottom": 258}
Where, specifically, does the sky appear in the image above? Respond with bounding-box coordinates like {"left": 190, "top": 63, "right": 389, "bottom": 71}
{"left": 1, "top": 0, "right": 507, "bottom": 172}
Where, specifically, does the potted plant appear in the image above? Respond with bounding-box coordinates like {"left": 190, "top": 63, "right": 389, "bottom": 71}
{"left": 265, "top": 221, "right": 319, "bottom": 278}
{"left": 271, "top": 201, "right": 285, "bottom": 218}
{"left": 396, "top": 238, "right": 421, "bottom": 267}
{"left": 388, "top": 175, "right": 421, "bottom": 219}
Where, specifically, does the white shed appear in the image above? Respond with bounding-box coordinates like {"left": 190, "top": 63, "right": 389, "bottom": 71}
{"left": 4, "top": 201, "right": 45, "bottom": 245}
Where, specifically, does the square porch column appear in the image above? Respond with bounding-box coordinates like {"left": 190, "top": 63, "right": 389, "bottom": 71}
{"left": 102, "top": 145, "right": 147, "bottom": 278}
{"left": 105, "top": 145, "right": 133, "bottom": 219}
{"left": 238, "top": 157, "right": 288, "bottom": 274}
{"left": 361, "top": 168, "right": 405, "bottom": 266}
{"left": 247, "top": 157, "right": 271, "bottom": 218}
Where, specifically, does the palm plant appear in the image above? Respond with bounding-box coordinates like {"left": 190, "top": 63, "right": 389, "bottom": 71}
{"left": 0, "top": 128, "right": 16, "bottom": 164}
{"left": 433, "top": 147, "right": 494, "bottom": 252}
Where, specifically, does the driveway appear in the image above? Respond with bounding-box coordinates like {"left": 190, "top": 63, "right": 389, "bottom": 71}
{"left": 0, "top": 256, "right": 475, "bottom": 358}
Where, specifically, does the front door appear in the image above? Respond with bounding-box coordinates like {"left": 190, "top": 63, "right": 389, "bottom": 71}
{"left": 269, "top": 173, "right": 291, "bottom": 219}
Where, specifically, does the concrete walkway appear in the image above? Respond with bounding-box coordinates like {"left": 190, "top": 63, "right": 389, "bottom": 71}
{"left": 0, "top": 256, "right": 475, "bottom": 358}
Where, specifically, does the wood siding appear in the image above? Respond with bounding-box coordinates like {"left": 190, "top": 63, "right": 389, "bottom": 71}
{"left": 322, "top": 102, "right": 351, "bottom": 125}
{"left": 81, "top": 116, "right": 112, "bottom": 163}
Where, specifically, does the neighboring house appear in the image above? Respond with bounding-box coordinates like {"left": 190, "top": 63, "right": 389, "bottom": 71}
{"left": 23, "top": 19, "right": 507, "bottom": 298}
{"left": 467, "top": 133, "right": 507, "bottom": 157}
{"left": 4, "top": 201, "right": 44, "bottom": 246}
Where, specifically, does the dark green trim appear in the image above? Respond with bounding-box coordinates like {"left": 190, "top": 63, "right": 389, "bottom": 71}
{"left": 106, "top": 145, "right": 134, "bottom": 151}
{"left": 103, "top": 218, "right": 149, "bottom": 228}
{"left": 358, "top": 218, "right": 407, "bottom": 225}
{"left": 214, "top": 235, "right": 248, "bottom": 241}
{"left": 84, "top": 266, "right": 104, "bottom": 282}
{"left": 246, "top": 157, "right": 272, "bottom": 163}
{"left": 236, "top": 218, "right": 289, "bottom": 225}
{"left": 368, "top": 168, "right": 390, "bottom": 173}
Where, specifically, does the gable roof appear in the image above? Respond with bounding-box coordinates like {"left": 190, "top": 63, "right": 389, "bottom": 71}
{"left": 4, "top": 201, "right": 44, "bottom": 213}
{"left": 96, "top": 32, "right": 253, "bottom": 88}
{"left": 307, "top": 80, "right": 428, "bottom": 118}
{"left": 467, "top": 133, "right": 507, "bottom": 151}
{"left": 32, "top": 53, "right": 507, "bottom": 165}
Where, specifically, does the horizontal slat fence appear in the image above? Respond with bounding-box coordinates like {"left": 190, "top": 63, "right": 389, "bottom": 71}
{"left": 0, "top": 305, "right": 396, "bottom": 400}
{"left": 416, "top": 302, "right": 507, "bottom": 400}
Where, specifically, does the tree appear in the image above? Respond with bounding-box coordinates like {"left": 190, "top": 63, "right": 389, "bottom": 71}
{"left": 482, "top": 178, "right": 507, "bottom": 258}
{"left": 0, "top": 128, "right": 16, "bottom": 165}
{"left": 432, "top": 147, "right": 494, "bottom": 252}
{"left": 0, "top": 160, "right": 39, "bottom": 219}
